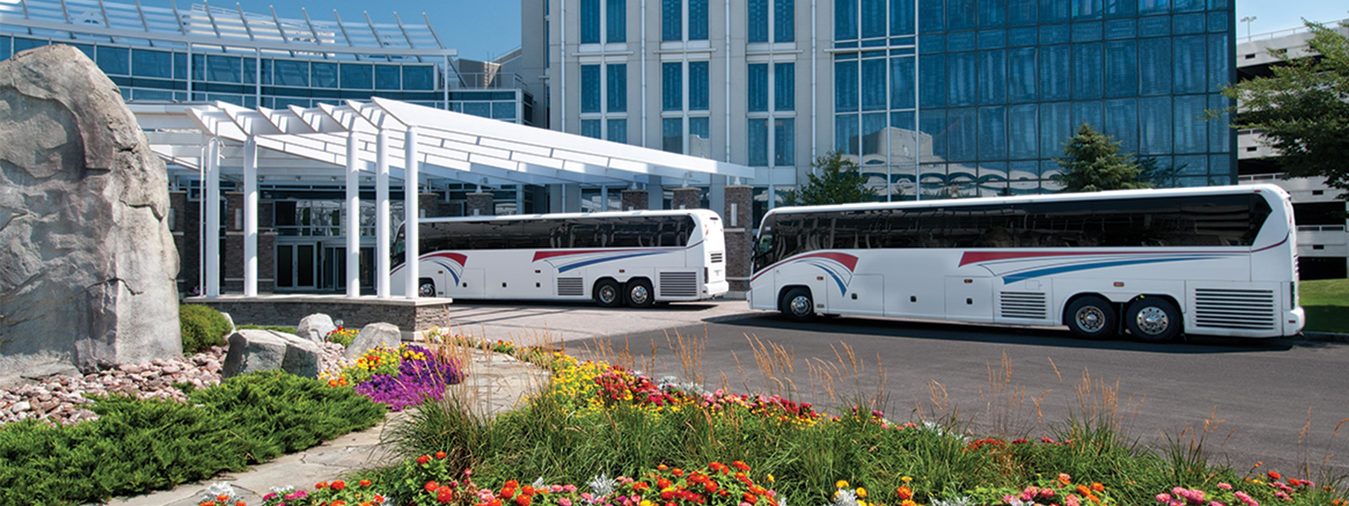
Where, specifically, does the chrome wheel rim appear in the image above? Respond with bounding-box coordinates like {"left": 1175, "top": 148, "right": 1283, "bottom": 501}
{"left": 1075, "top": 306, "right": 1106, "bottom": 333}
{"left": 419, "top": 283, "right": 436, "bottom": 297}
{"left": 1136, "top": 306, "right": 1170, "bottom": 336}
{"left": 598, "top": 285, "right": 618, "bottom": 304}
{"left": 789, "top": 295, "right": 812, "bottom": 317}
{"left": 629, "top": 285, "right": 650, "bottom": 305}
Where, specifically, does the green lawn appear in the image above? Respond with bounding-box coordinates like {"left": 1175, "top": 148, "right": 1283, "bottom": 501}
{"left": 1300, "top": 278, "right": 1349, "bottom": 334}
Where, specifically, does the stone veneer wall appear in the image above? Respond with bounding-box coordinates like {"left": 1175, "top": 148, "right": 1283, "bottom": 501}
{"left": 187, "top": 296, "right": 453, "bottom": 335}
{"left": 620, "top": 189, "right": 648, "bottom": 211}
{"left": 672, "top": 187, "right": 701, "bottom": 210}
{"left": 723, "top": 185, "right": 753, "bottom": 293}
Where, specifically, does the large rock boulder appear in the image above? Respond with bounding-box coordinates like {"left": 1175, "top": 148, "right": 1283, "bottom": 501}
{"left": 0, "top": 45, "right": 180, "bottom": 384}
{"left": 222, "top": 330, "right": 322, "bottom": 379}
{"left": 296, "top": 313, "right": 336, "bottom": 343}
{"left": 344, "top": 322, "right": 402, "bottom": 358}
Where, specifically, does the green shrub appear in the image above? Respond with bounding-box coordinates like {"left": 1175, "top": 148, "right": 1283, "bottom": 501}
{"left": 179, "top": 304, "right": 232, "bottom": 354}
{"left": 0, "top": 372, "right": 385, "bottom": 505}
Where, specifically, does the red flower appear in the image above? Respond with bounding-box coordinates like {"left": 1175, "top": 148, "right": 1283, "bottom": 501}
{"left": 743, "top": 493, "right": 758, "bottom": 504}
{"left": 417, "top": 455, "right": 432, "bottom": 465}
{"left": 360, "top": 479, "right": 373, "bottom": 488}
{"left": 332, "top": 480, "right": 347, "bottom": 491}
{"left": 658, "top": 478, "right": 673, "bottom": 489}
{"left": 438, "top": 488, "right": 455, "bottom": 504}
{"left": 426, "top": 481, "right": 441, "bottom": 493}
{"left": 516, "top": 495, "right": 533, "bottom": 506}
{"left": 316, "top": 482, "right": 328, "bottom": 489}
{"left": 672, "top": 468, "right": 685, "bottom": 477}
{"left": 1269, "top": 471, "right": 1283, "bottom": 481}
{"left": 436, "top": 450, "right": 448, "bottom": 460}
{"left": 732, "top": 461, "right": 751, "bottom": 472}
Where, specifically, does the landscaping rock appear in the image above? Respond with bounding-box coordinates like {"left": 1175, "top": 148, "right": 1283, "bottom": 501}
{"left": 220, "top": 312, "right": 237, "bottom": 334}
{"left": 222, "top": 330, "right": 322, "bottom": 379}
{"left": 296, "top": 314, "right": 336, "bottom": 343}
{"left": 344, "top": 323, "right": 402, "bottom": 358}
{"left": 0, "top": 44, "right": 180, "bottom": 385}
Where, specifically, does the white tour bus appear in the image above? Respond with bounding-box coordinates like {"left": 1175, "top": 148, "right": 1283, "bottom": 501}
{"left": 749, "top": 184, "right": 1304, "bottom": 340}
{"left": 391, "top": 210, "right": 728, "bottom": 307}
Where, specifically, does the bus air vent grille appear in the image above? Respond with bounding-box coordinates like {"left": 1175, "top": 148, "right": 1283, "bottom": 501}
{"left": 1193, "top": 288, "right": 1277, "bottom": 330}
{"left": 999, "top": 291, "right": 1047, "bottom": 320}
{"left": 710, "top": 252, "right": 724, "bottom": 264}
{"left": 659, "top": 271, "right": 699, "bottom": 298}
{"left": 557, "top": 277, "right": 584, "bottom": 297}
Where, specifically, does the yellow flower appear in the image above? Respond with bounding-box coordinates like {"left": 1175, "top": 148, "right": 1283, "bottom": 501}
{"left": 640, "top": 501, "right": 654, "bottom": 506}
{"left": 836, "top": 480, "right": 850, "bottom": 489}
{"left": 767, "top": 474, "right": 775, "bottom": 483}
{"left": 900, "top": 476, "right": 913, "bottom": 484}
{"left": 856, "top": 488, "right": 867, "bottom": 498}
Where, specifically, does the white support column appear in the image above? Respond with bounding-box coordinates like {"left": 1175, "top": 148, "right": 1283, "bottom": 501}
{"left": 204, "top": 140, "right": 221, "bottom": 297}
{"left": 376, "top": 129, "right": 391, "bottom": 299}
{"left": 345, "top": 130, "right": 361, "bottom": 298}
{"left": 242, "top": 137, "right": 259, "bottom": 297}
{"left": 515, "top": 184, "right": 524, "bottom": 215}
{"left": 403, "top": 127, "right": 420, "bottom": 299}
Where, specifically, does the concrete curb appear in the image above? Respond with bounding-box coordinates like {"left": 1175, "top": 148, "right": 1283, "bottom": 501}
{"left": 1298, "top": 331, "right": 1349, "bottom": 343}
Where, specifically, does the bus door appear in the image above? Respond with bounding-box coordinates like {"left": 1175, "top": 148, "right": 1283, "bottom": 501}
{"left": 945, "top": 275, "right": 994, "bottom": 322}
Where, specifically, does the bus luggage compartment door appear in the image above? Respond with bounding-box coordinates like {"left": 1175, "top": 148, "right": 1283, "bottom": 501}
{"left": 837, "top": 274, "right": 885, "bottom": 316}
{"left": 945, "top": 276, "right": 994, "bottom": 323}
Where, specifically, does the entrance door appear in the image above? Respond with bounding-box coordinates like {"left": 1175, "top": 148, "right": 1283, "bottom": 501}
{"left": 276, "top": 243, "right": 318, "bottom": 290}
{"left": 321, "top": 245, "right": 376, "bottom": 292}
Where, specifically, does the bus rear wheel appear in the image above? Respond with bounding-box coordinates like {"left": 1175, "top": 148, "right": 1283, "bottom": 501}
{"left": 594, "top": 279, "right": 623, "bottom": 308}
{"left": 1126, "top": 297, "right": 1182, "bottom": 342}
{"left": 1065, "top": 295, "right": 1116, "bottom": 339}
{"left": 780, "top": 287, "right": 816, "bottom": 321}
{"left": 625, "top": 278, "right": 655, "bottom": 308}
{"left": 418, "top": 279, "right": 437, "bottom": 298}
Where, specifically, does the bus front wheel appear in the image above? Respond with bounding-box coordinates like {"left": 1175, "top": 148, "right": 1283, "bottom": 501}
{"left": 780, "top": 287, "right": 816, "bottom": 321}
{"left": 594, "top": 279, "right": 623, "bottom": 308}
{"left": 1065, "top": 295, "right": 1116, "bottom": 339}
{"left": 625, "top": 278, "right": 655, "bottom": 308}
{"left": 1126, "top": 297, "right": 1182, "bottom": 342}
{"left": 418, "top": 278, "right": 437, "bottom": 298}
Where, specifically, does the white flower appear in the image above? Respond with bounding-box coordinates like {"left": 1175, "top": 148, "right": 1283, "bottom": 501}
{"left": 929, "top": 496, "right": 977, "bottom": 506}
{"left": 533, "top": 477, "right": 547, "bottom": 489}
{"left": 830, "top": 488, "right": 859, "bottom": 506}
{"left": 201, "top": 482, "right": 237, "bottom": 502}
{"left": 588, "top": 473, "right": 617, "bottom": 497}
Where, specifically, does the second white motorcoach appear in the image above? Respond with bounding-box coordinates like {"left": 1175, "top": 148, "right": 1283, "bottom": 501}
{"left": 748, "top": 185, "right": 1304, "bottom": 340}
{"left": 392, "top": 210, "right": 728, "bottom": 307}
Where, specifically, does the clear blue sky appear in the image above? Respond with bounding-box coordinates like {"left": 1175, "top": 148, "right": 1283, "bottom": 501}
{"left": 223, "top": 1, "right": 1347, "bottom": 60}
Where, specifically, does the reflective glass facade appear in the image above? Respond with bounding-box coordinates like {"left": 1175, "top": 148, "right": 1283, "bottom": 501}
{"left": 833, "top": 0, "right": 1235, "bottom": 198}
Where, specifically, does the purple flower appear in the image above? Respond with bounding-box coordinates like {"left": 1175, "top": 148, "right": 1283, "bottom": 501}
{"left": 353, "top": 350, "right": 463, "bottom": 411}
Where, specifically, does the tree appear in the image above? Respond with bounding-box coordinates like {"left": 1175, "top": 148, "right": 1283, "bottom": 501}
{"left": 780, "top": 152, "right": 877, "bottom": 206}
{"left": 1223, "top": 22, "right": 1349, "bottom": 193}
{"left": 1053, "top": 124, "right": 1153, "bottom": 192}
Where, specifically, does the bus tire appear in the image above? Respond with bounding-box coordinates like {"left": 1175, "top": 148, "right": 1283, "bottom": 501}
{"left": 1065, "top": 295, "right": 1116, "bottom": 339}
{"left": 418, "top": 278, "right": 437, "bottom": 298}
{"left": 594, "top": 279, "right": 623, "bottom": 308}
{"left": 625, "top": 278, "right": 655, "bottom": 308}
{"left": 1125, "top": 297, "right": 1182, "bottom": 342}
{"left": 780, "top": 287, "right": 816, "bottom": 321}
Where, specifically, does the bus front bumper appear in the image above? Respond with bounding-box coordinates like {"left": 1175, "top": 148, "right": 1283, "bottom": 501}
{"left": 1287, "top": 307, "right": 1306, "bottom": 336}
{"left": 705, "top": 280, "right": 730, "bottom": 298}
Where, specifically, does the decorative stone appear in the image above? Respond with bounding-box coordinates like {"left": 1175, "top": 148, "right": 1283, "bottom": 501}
{"left": 296, "top": 313, "right": 337, "bottom": 343}
{"left": 344, "top": 323, "right": 402, "bottom": 358}
{"left": 0, "top": 45, "right": 181, "bottom": 384}
{"left": 221, "top": 330, "right": 322, "bottom": 379}
{"left": 220, "top": 312, "right": 237, "bottom": 333}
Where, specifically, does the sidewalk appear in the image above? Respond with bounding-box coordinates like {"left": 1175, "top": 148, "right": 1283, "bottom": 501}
{"left": 110, "top": 351, "right": 549, "bottom": 506}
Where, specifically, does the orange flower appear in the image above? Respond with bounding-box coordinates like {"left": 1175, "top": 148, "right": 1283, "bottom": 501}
{"left": 1058, "top": 473, "right": 1072, "bottom": 486}
{"left": 236, "top": 502, "right": 246, "bottom": 506}
{"left": 332, "top": 501, "right": 348, "bottom": 506}
{"left": 733, "top": 461, "right": 751, "bottom": 472}
{"left": 436, "top": 450, "right": 448, "bottom": 460}
{"left": 332, "top": 480, "right": 347, "bottom": 491}
{"left": 360, "top": 479, "right": 373, "bottom": 487}
{"left": 1076, "top": 485, "right": 1092, "bottom": 497}
{"left": 516, "top": 495, "right": 533, "bottom": 506}
{"left": 426, "top": 481, "right": 442, "bottom": 493}
{"left": 1268, "top": 471, "right": 1283, "bottom": 481}
{"left": 1090, "top": 483, "right": 1104, "bottom": 493}
{"left": 316, "top": 482, "right": 329, "bottom": 489}
{"left": 897, "top": 486, "right": 913, "bottom": 500}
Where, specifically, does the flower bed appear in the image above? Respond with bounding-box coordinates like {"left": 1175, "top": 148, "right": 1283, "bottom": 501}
{"left": 324, "top": 344, "right": 464, "bottom": 411}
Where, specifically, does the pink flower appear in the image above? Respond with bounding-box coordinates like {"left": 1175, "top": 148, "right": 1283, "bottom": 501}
{"left": 1218, "top": 483, "right": 1233, "bottom": 491}
{"left": 560, "top": 499, "right": 573, "bottom": 506}
{"left": 1233, "top": 491, "right": 1259, "bottom": 506}
{"left": 1157, "top": 493, "right": 1174, "bottom": 503}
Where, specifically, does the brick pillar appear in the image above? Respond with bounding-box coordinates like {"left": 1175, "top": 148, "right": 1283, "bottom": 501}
{"left": 672, "top": 187, "right": 701, "bottom": 210}
{"left": 224, "top": 192, "right": 244, "bottom": 292}
{"left": 418, "top": 192, "right": 439, "bottom": 217}
{"left": 466, "top": 192, "right": 495, "bottom": 216}
{"left": 620, "top": 189, "right": 648, "bottom": 211}
{"left": 170, "top": 190, "right": 196, "bottom": 296}
{"left": 260, "top": 232, "right": 277, "bottom": 293}
{"left": 723, "top": 185, "right": 753, "bottom": 293}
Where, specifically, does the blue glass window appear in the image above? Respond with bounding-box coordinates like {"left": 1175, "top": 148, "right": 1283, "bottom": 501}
{"left": 1104, "top": 40, "right": 1137, "bottom": 97}
{"left": 1039, "top": 0, "right": 1069, "bottom": 22}
{"left": 1105, "top": 98, "right": 1139, "bottom": 153}
{"left": 1007, "top": 47, "right": 1036, "bottom": 102}
{"left": 979, "top": 50, "right": 1006, "bottom": 104}
{"left": 312, "top": 63, "right": 338, "bottom": 88}
{"left": 582, "top": 119, "right": 603, "bottom": 139}
{"left": 920, "top": 110, "right": 947, "bottom": 161}
{"left": 1009, "top": 1, "right": 1036, "bottom": 25}
{"left": 862, "top": 0, "right": 886, "bottom": 38}
{"left": 1073, "top": 101, "right": 1103, "bottom": 132}
{"left": 1038, "top": 45, "right": 1070, "bottom": 100}
{"left": 131, "top": 49, "right": 172, "bottom": 79}
{"left": 1139, "top": 96, "right": 1172, "bottom": 154}
{"left": 1139, "top": 37, "right": 1172, "bottom": 95}
{"left": 173, "top": 52, "right": 187, "bottom": 80}
{"left": 1008, "top": 104, "right": 1038, "bottom": 159}
{"left": 947, "top": 108, "right": 978, "bottom": 161}
{"left": 12, "top": 38, "right": 46, "bottom": 53}
{"left": 275, "top": 60, "right": 309, "bottom": 87}
{"left": 1038, "top": 102, "right": 1073, "bottom": 157}
{"left": 1139, "top": 0, "right": 1168, "bottom": 15}
{"left": 1073, "top": 0, "right": 1103, "bottom": 19}
{"left": 689, "top": 0, "right": 709, "bottom": 40}
{"left": 1208, "top": 94, "right": 1232, "bottom": 152}
{"left": 1173, "top": 35, "right": 1206, "bottom": 94}
{"left": 403, "top": 66, "right": 435, "bottom": 90}
{"left": 607, "top": 0, "right": 627, "bottom": 42}
{"left": 749, "top": 119, "right": 769, "bottom": 165}
{"left": 663, "top": 0, "right": 683, "bottom": 41}
{"left": 775, "top": 63, "right": 795, "bottom": 111}
{"left": 749, "top": 64, "right": 769, "bottom": 112}
{"left": 749, "top": 0, "right": 770, "bottom": 42}
{"left": 1106, "top": 0, "right": 1137, "bottom": 17}
{"left": 0, "top": 36, "right": 10, "bottom": 61}
{"left": 96, "top": 46, "right": 130, "bottom": 76}
{"left": 243, "top": 57, "right": 259, "bottom": 85}
{"left": 1072, "top": 43, "right": 1103, "bottom": 99}
{"left": 662, "top": 62, "right": 682, "bottom": 111}
{"left": 862, "top": 113, "right": 887, "bottom": 157}
{"left": 835, "top": 60, "right": 859, "bottom": 112}
{"left": 980, "top": 0, "right": 1006, "bottom": 26}
{"left": 775, "top": 0, "right": 795, "bottom": 42}
{"left": 582, "top": 0, "right": 601, "bottom": 43}
{"left": 689, "top": 117, "right": 711, "bottom": 155}
{"left": 607, "top": 64, "right": 627, "bottom": 112}
{"left": 947, "top": 0, "right": 976, "bottom": 30}
{"left": 208, "top": 55, "right": 242, "bottom": 83}
{"left": 662, "top": 118, "right": 683, "bottom": 152}
{"left": 862, "top": 58, "right": 887, "bottom": 110}
{"left": 979, "top": 106, "right": 1008, "bottom": 160}
{"left": 1207, "top": 34, "right": 1229, "bottom": 92}
{"left": 891, "top": 0, "right": 915, "bottom": 35}
{"left": 919, "top": 0, "right": 944, "bottom": 31}
{"left": 835, "top": 0, "right": 858, "bottom": 40}
{"left": 948, "top": 52, "right": 976, "bottom": 106}
{"left": 464, "top": 102, "right": 492, "bottom": 118}
{"left": 607, "top": 119, "right": 628, "bottom": 143}
{"left": 581, "top": 65, "right": 602, "bottom": 113}
{"left": 375, "top": 65, "right": 401, "bottom": 90}
{"left": 1175, "top": 0, "right": 1203, "bottom": 12}
{"left": 919, "top": 54, "right": 946, "bottom": 107}
{"left": 836, "top": 115, "right": 859, "bottom": 155}
{"left": 689, "top": 61, "right": 710, "bottom": 111}
{"left": 341, "top": 64, "right": 373, "bottom": 89}
{"left": 493, "top": 102, "right": 518, "bottom": 120}
{"left": 890, "top": 57, "right": 916, "bottom": 109}
{"left": 1173, "top": 94, "right": 1207, "bottom": 154}
{"left": 775, "top": 119, "right": 796, "bottom": 165}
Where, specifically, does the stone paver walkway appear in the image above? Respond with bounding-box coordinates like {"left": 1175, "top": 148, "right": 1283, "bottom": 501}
{"left": 110, "top": 350, "right": 548, "bottom": 506}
